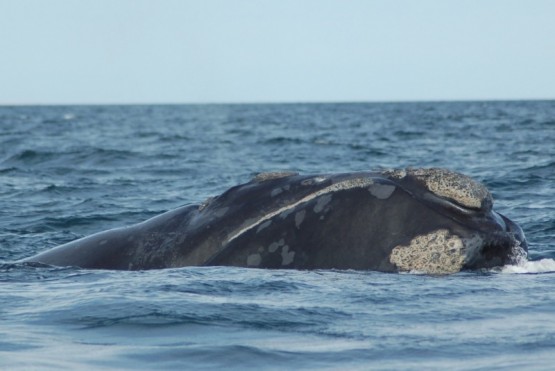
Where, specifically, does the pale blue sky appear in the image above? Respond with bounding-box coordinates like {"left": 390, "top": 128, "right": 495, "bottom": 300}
{"left": 1, "top": 0, "right": 554, "bottom": 104}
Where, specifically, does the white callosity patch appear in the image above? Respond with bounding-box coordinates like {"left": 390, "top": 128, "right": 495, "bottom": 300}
{"left": 511, "top": 242, "right": 528, "bottom": 265}
{"left": 383, "top": 169, "right": 407, "bottom": 179}
{"left": 409, "top": 168, "right": 491, "bottom": 210}
{"left": 368, "top": 183, "right": 396, "bottom": 199}
{"left": 389, "top": 229, "right": 480, "bottom": 274}
{"left": 225, "top": 176, "right": 376, "bottom": 244}
{"left": 252, "top": 171, "right": 298, "bottom": 182}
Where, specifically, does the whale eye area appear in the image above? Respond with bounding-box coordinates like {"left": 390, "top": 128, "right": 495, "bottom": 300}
{"left": 386, "top": 168, "right": 492, "bottom": 210}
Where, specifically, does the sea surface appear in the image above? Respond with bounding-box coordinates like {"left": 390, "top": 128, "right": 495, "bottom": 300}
{"left": 1, "top": 101, "right": 554, "bottom": 370}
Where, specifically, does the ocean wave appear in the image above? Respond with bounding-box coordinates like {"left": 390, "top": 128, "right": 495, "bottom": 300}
{"left": 2, "top": 102, "right": 555, "bottom": 370}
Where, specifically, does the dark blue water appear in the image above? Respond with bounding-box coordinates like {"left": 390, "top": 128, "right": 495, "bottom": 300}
{"left": 1, "top": 102, "right": 554, "bottom": 370}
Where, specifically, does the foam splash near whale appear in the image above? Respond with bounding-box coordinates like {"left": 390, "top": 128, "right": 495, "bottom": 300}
{"left": 22, "top": 168, "right": 529, "bottom": 274}
{"left": 498, "top": 258, "right": 555, "bottom": 274}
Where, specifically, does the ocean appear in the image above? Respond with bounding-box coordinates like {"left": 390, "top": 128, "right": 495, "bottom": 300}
{"left": 1, "top": 101, "right": 554, "bottom": 370}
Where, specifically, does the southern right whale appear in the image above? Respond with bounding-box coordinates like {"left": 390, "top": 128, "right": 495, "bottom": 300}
{"left": 22, "top": 168, "right": 527, "bottom": 274}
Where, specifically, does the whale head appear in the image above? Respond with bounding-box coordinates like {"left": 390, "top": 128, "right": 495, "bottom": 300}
{"left": 383, "top": 168, "right": 527, "bottom": 273}
{"left": 200, "top": 168, "right": 527, "bottom": 274}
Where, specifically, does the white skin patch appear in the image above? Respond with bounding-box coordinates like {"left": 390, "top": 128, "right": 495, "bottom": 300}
{"left": 281, "top": 245, "right": 295, "bottom": 266}
{"left": 280, "top": 209, "right": 294, "bottom": 219}
{"left": 368, "top": 183, "right": 396, "bottom": 199}
{"left": 256, "top": 220, "right": 272, "bottom": 233}
{"left": 100, "top": 240, "right": 108, "bottom": 245}
{"left": 295, "top": 210, "right": 306, "bottom": 228}
{"left": 226, "top": 176, "right": 375, "bottom": 244}
{"left": 268, "top": 239, "right": 285, "bottom": 253}
{"left": 247, "top": 253, "right": 262, "bottom": 267}
{"left": 314, "top": 194, "right": 332, "bottom": 213}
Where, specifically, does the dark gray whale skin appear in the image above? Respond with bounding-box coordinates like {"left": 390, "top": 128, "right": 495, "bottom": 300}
{"left": 22, "top": 169, "right": 527, "bottom": 274}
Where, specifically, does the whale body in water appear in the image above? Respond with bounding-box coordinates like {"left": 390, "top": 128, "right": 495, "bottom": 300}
{"left": 23, "top": 168, "right": 527, "bottom": 274}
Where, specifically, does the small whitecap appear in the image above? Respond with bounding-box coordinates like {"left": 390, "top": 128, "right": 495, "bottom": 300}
{"left": 498, "top": 258, "right": 555, "bottom": 274}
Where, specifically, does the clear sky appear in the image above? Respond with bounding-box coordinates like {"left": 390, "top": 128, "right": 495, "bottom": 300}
{"left": 1, "top": 0, "right": 554, "bottom": 105}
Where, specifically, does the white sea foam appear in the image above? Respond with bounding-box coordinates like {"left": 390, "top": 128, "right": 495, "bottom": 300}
{"left": 498, "top": 258, "right": 555, "bottom": 274}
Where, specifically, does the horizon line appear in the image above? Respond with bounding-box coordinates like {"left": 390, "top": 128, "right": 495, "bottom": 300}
{"left": 1, "top": 97, "right": 554, "bottom": 107}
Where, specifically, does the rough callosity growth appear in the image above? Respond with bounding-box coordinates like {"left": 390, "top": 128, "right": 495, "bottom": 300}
{"left": 389, "top": 229, "right": 483, "bottom": 274}
{"left": 386, "top": 167, "right": 492, "bottom": 210}
{"left": 252, "top": 171, "right": 299, "bottom": 182}
{"left": 382, "top": 168, "right": 407, "bottom": 179}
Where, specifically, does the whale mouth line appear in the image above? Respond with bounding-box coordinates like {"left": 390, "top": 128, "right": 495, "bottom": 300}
{"left": 406, "top": 187, "right": 527, "bottom": 270}
{"left": 420, "top": 191, "right": 482, "bottom": 215}
{"left": 465, "top": 232, "right": 525, "bottom": 270}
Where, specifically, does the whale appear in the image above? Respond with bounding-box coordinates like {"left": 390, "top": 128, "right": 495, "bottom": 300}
{"left": 22, "top": 168, "right": 527, "bottom": 274}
